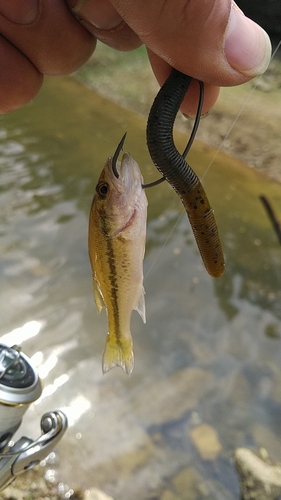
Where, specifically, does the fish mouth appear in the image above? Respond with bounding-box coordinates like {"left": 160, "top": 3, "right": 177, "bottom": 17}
{"left": 118, "top": 152, "right": 143, "bottom": 191}
{"left": 109, "top": 133, "right": 143, "bottom": 191}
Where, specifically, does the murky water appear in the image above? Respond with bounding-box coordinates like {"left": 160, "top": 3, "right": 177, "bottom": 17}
{"left": 0, "top": 77, "right": 281, "bottom": 500}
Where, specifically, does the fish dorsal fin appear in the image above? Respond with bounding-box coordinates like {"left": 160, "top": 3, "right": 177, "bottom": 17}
{"left": 134, "top": 285, "right": 146, "bottom": 323}
{"left": 93, "top": 279, "right": 105, "bottom": 313}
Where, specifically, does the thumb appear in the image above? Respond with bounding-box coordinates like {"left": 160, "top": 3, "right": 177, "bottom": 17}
{"left": 110, "top": 0, "right": 272, "bottom": 87}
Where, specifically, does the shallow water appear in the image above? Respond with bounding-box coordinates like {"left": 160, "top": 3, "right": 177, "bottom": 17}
{"left": 0, "top": 77, "right": 280, "bottom": 500}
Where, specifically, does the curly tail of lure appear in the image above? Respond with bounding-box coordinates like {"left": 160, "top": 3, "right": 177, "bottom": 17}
{"left": 146, "top": 69, "right": 225, "bottom": 278}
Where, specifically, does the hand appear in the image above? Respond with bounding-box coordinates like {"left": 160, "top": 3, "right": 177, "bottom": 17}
{"left": 0, "top": 0, "right": 96, "bottom": 113}
{"left": 0, "top": 0, "right": 271, "bottom": 115}
{"left": 70, "top": 0, "right": 272, "bottom": 115}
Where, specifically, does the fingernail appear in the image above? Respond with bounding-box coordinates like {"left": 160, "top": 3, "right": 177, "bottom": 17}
{"left": 68, "top": 0, "right": 123, "bottom": 30}
{"left": 0, "top": 0, "right": 39, "bottom": 24}
{"left": 67, "top": 0, "right": 87, "bottom": 12}
{"left": 182, "top": 110, "right": 210, "bottom": 120}
{"left": 225, "top": 3, "right": 272, "bottom": 77}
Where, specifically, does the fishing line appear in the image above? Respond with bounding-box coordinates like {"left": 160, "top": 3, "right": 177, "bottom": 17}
{"left": 200, "top": 38, "right": 281, "bottom": 182}
{"left": 144, "top": 211, "right": 183, "bottom": 280}
{"left": 144, "top": 39, "right": 280, "bottom": 278}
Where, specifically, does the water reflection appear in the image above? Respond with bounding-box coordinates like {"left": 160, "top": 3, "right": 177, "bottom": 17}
{"left": 60, "top": 395, "right": 91, "bottom": 427}
{"left": 0, "top": 320, "right": 43, "bottom": 344}
{"left": 0, "top": 77, "right": 280, "bottom": 499}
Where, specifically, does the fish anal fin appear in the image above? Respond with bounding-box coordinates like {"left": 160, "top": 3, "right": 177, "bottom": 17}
{"left": 102, "top": 336, "right": 134, "bottom": 376}
{"left": 134, "top": 285, "right": 146, "bottom": 323}
{"left": 93, "top": 279, "right": 105, "bottom": 313}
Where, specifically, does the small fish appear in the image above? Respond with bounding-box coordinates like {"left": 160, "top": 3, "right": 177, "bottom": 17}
{"left": 146, "top": 69, "right": 225, "bottom": 277}
{"left": 88, "top": 135, "right": 148, "bottom": 375}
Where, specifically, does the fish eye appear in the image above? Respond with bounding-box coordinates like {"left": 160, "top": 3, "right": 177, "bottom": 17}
{"left": 96, "top": 182, "right": 109, "bottom": 198}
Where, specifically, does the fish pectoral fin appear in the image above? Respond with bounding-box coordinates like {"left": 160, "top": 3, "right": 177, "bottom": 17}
{"left": 93, "top": 279, "right": 106, "bottom": 313}
{"left": 102, "top": 335, "right": 134, "bottom": 376}
{"left": 134, "top": 285, "right": 146, "bottom": 323}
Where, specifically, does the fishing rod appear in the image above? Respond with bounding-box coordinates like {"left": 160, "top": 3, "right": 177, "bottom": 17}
{"left": 0, "top": 343, "right": 68, "bottom": 491}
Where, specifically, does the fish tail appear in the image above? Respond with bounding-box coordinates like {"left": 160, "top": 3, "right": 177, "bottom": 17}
{"left": 102, "top": 335, "right": 134, "bottom": 376}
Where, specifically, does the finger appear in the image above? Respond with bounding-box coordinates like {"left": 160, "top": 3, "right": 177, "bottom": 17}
{"left": 67, "top": 0, "right": 141, "bottom": 51}
{"left": 148, "top": 50, "right": 220, "bottom": 116}
{"left": 0, "top": 0, "right": 96, "bottom": 76}
{"left": 0, "top": 35, "right": 43, "bottom": 114}
{"left": 110, "top": 0, "right": 272, "bottom": 86}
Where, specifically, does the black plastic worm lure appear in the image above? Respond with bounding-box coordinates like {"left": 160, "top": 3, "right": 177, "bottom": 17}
{"left": 146, "top": 69, "right": 225, "bottom": 277}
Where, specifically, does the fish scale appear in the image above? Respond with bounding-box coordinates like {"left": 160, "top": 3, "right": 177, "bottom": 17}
{"left": 88, "top": 148, "right": 147, "bottom": 375}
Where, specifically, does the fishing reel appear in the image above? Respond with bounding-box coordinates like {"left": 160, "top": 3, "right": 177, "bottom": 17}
{"left": 0, "top": 343, "right": 68, "bottom": 491}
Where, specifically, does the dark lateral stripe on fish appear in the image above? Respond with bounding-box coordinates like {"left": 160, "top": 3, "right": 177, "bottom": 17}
{"left": 100, "top": 211, "right": 121, "bottom": 340}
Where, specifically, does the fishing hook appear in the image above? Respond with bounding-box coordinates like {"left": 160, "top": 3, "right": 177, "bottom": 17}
{"left": 142, "top": 77, "right": 204, "bottom": 189}
{"left": 111, "top": 132, "right": 127, "bottom": 178}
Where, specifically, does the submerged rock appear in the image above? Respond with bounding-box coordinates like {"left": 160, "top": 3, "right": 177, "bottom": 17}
{"left": 172, "top": 466, "right": 198, "bottom": 500}
{"left": 234, "top": 447, "right": 281, "bottom": 500}
{"left": 85, "top": 488, "right": 114, "bottom": 500}
{"left": 160, "top": 491, "right": 179, "bottom": 500}
{"left": 132, "top": 367, "right": 215, "bottom": 426}
{"left": 0, "top": 465, "right": 114, "bottom": 500}
{"left": 189, "top": 423, "right": 222, "bottom": 460}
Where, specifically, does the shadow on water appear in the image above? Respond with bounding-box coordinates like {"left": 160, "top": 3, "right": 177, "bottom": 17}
{"left": 0, "top": 76, "right": 281, "bottom": 499}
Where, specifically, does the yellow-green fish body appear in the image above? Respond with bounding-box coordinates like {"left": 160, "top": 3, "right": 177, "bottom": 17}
{"left": 89, "top": 151, "right": 147, "bottom": 375}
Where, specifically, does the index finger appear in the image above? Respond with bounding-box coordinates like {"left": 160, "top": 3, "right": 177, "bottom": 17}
{"left": 0, "top": 0, "right": 96, "bottom": 76}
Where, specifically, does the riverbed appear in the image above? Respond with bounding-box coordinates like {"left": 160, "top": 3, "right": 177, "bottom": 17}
{"left": 0, "top": 69, "right": 281, "bottom": 500}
